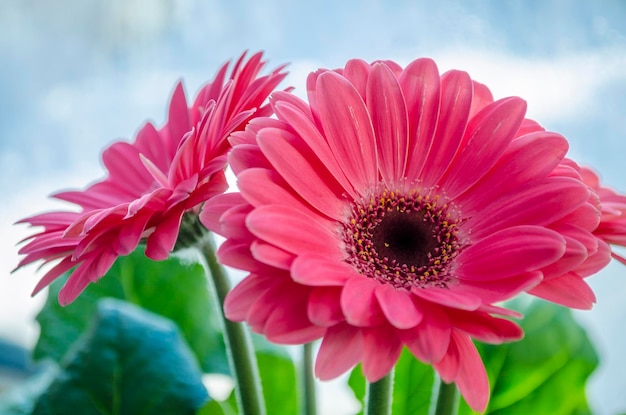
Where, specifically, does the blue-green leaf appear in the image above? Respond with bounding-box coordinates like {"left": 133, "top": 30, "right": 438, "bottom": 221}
{"left": 33, "top": 299, "right": 209, "bottom": 415}
{"left": 34, "top": 248, "right": 228, "bottom": 374}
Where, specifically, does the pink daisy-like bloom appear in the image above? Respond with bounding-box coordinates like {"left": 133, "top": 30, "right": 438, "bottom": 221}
{"left": 202, "top": 57, "right": 610, "bottom": 411}
{"left": 16, "top": 52, "right": 287, "bottom": 305}
{"left": 580, "top": 166, "right": 626, "bottom": 264}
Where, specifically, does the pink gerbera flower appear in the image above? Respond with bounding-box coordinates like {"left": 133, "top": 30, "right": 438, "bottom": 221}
{"left": 16, "top": 52, "right": 287, "bottom": 305}
{"left": 580, "top": 166, "right": 626, "bottom": 264}
{"left": 202, "top": 58, "right": 609, "bottom": 411}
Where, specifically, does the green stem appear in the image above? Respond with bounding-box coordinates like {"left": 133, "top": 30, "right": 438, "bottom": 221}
{"left": 302, "top": 343, "right": 317, "bottom": 415}
{"left": 198, "top": 236, "right": 265, "bottom": 415}
{"left": 365, "top": 372, "right": 393, "bottom": 415}
{"left": 434, "top": 379, "right": 458, "bottom": 415}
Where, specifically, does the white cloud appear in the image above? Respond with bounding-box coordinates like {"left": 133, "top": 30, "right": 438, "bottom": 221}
{"left": 431, "top": 47, "right": 626, "bottom": 122}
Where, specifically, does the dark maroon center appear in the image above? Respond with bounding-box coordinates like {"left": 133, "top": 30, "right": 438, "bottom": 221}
{"left": 371, "top": 210, "right": 437, "bottom": 269}
{"left": 342, "top": 191, "right": 460, "bottom": 289}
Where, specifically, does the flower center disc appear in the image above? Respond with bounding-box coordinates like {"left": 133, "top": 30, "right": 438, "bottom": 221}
{"left": 342, "top": 190, "right": 461, "bottom": 289}
{"left": 371, "top": 210, "right": 437, "bottom": 269}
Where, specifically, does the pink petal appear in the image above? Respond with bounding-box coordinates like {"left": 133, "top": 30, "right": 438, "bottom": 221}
{"left": 246, "top": 272, "right": 298, "bottom": 334}
{"left": 340, "top": 277, "right": 385, "bottom": 327}
{"left": 219, "top": 204, "right": 254, "bottom": 239}
{"left": 31, "top": 257, "right": 77, "bottom": 295}
{"left": 361, "top": 325, "right": 403, "bottom": 381}
{"left": 454, "top": 271, "right": 542, "bottom": 304}
{"left": 315, "top": 71, "right": 378, "bottom": 192}
{"left": 134, "top": 122, "right": 172, "bottom": 175}
{"left": 528, "top": 272, "right": 596, "bottom": 309}
{"left": 398, "top": 58, "right": 441, "bottom": 181}
{"left": 257, "top": 127, "right": 346, "bottom": 220}
{"left": 308, "top": 287, "right": 345, "bottom": 327}
{"left": 375, "top": 284, "right": 423, "bottom": 329}
{"left": 291, "top": 254, "right": 356, "bottom": 286}
{"left": 467, "top": 177, "right": 590, "bottom": 238}
{"left": 200, "top": 192, "right": 247, "bottom": 234}
{"left": 17, "top": 211, "right": 80, "bottom": 228}
{"left": 455, "top": 226, "right": 566, "bottom": 281}
{"left": 217, "top": 240, "right": 263, "bottom": 272}
{"left": 515, "top": 118, "right": 545, "bottom": 136}
{"left": 101, "top": 142, "right": 154, "bottom": 197}
{"left": 437, "top": 331, "right": 490, "bottom": 413}
{"left": 478, "top": 303, "right": 523, "bottom": 319}
{"left": 228, "top": 144, "right": 273, "bottom": 175}
{"left": 366, "top": 63, "right": 409, "bottom": 185}
{"left": 145, "top": 209, "right": 184, "bottom": 260}
{"left": 343, "top": 59, "right": 371, "bottom": 98}
{"left": 238, "top": 168, "right": 335, "bottom": 229}
{"left": 58, "top": 249, "right": 118, "bottom": 305}
{"left": 412, "top": 286, "right": 482, "bottom": 311}
{"left": 315, "top": 323, "right": 364, "bottom": 380}
{"left": 574, "top": 239, "right": 611, "bottom": 277}
{"left": 540, "top": 236, "right": 587, "bottom": 280}
{"left": 113, "top": 212, "right": 152, "bottom": 256}
{"left": 273, "top": 100, "right": 356, "bottom": 198}
{"left": 457, "top": 131, "right": 568, "bottom": 211}
{"left": 246, "top": 205, "right": 342, "bottom": 258}
{"left": 400, "top": 302, "right": 451, "bottom": 363}
{"left": 264, "top": 287, "right": 326, "bottom": 344}
{"left": 224, "top": 273, "right": 274, "bottom": 321}
{"left": 164, "top": 82, "right": 192, "bottom": 149}
{"left": 446, "top": 309, "right": 523, "bottom": 344}
{"left": 467, "top": 80, "right": 494, "bottom": 119}
{"left": 250, "top": 240, "right": 295, "bottom": 270}
{"left": 438, "top": 97, "right": 527, "bottom": 198}
{"left": 419, "top": 70, "right": 472, "bottom": 187}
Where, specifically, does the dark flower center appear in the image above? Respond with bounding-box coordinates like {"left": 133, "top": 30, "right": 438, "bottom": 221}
{"left": 342, "top": 190, "right": 461, "bottom": 289}
{"left": 371, "top": 210, "right": 437, "bottom": 269}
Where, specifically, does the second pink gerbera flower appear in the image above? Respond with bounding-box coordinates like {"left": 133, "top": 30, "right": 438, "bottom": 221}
{"left": 16, "top": 52, "right": 287, "bottom": 305}
{"left": 203, "top": 58, "right": 610, "bottom": 411}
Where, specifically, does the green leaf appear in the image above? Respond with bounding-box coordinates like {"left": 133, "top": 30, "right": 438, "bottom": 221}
{"left": 458, "top": 299, "right": 599, "bottom": 415}
{"left": 33, "top": 299, "right": 209, "bottom": 415}
{"left": 196, "top": 400, "right": 226, "bottom": 415}
{"left": 195, "top": 388, "right": 239, "bottom": 415}
{"left": 391, "top": 348, "right": 435, "bottom": 415}
{"left": 252, "top": 334, "right": 298, "bottom": 415}
{"left": 34, "top": 248, "right": 229, "bottom": 374}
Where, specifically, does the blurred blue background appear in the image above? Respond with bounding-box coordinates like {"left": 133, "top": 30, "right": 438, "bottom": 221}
{"left": 1, "top": 1, "right": 625, "bottom": 413}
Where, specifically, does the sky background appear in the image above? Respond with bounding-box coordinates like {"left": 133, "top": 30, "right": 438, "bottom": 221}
{"left": 1, "top": 1, "right": 626, "bottom": 414}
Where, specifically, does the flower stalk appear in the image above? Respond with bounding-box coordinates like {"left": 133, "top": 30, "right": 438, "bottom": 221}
{"left": 434, "top": 379, "right": 459, "bottom": 415}
{"left": 303, "top": 343, "right": 317, "bottom": 415}
{"left": 198, "top": 235, "right": 266, "bottom": 415}
{"left": 365, "top": 372, "right": 393, "bottom": 415}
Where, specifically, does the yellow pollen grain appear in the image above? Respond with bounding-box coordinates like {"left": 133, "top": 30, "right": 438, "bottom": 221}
{"left": 384, "top": 242, "right": 390, "bottom": 248}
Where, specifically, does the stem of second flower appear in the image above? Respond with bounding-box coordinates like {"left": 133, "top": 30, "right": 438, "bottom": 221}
{"left": 303, "top": 343, "right": 317, "bottom": 415}
{"left": 434, "top": 378, "right": 458, "bottom": 415}
{"left": 365, "top": 371, "right": 393, "bottom": 415}
{"left": 198, "top": 235, "right": 266, "bottom": 415}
